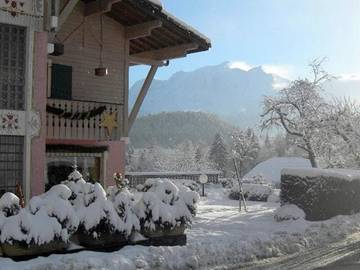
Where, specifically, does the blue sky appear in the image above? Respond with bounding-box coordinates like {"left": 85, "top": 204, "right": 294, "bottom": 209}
{"left": 130, "top": 0, "right": 360, "bottom": 86}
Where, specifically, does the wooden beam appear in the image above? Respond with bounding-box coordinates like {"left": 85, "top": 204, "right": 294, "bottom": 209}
{"left": 58, "top": 0, "right": 80, "bottom": 30}
{"left": 128, "top": 56, "right": 167, "bottom": 66}
{"left": 126, "top": 20, "right": 162, "bottom": 40}
{"left": 85, "top": 0, "right": 121, "bottom": 16}
{"left": 128, "top": 65, "right": 158, "bottom": 131}
{"left": 131, "top": 43, "right": 199, "bottom": 61}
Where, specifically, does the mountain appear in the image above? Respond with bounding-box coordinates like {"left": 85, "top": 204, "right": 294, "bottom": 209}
{"left": 129, "top": 111, "right": 238, "bottom": 148}
{"left": 130, "top": 62, "right": 281, "bottom": 127}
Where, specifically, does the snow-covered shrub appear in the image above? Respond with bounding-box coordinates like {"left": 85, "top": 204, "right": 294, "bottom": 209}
{"left": 1, "top": 209, "right": 65, "bottom": 246}
{"left": 172, "top": 179, "right": 200, "bottom": 193}
{"left": 243, "top": 174, "right": 269, "bottom": 185}
{"left": 281, "top": 168, "right": 360, "bottom": 221}
{"left": 28, "top": 184, "right": 79, "bottom": 235}
{"left": 267, "top": 189, "right": 280, "bottom": 203}
{"left": 107, "top": 187, "right": 140, "bottom": 235}
{"left": 76, "top": 183, "right": 134, "bottom": 239}
{"left": 0, "top": 193, "right": 20, "bottom": 231}
{"left": 274, "top": 204, "right": 305, "bottom": 222}
{"left": 135, "top": 178, "right": 199, "bottom": 232}
{"left": 228, "top": 183, "right": 273, "bottom": 201}
{"left": 219, "top": 178, "right": 234, "bottom": 189}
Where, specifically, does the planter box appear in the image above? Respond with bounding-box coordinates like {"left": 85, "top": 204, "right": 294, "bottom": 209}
{"left": 76, "top": 231, "right": 128, "bottom": 250}
{"left": 1, "top": 240, "right": 68, "bottom": 258}
{"left": 141, "top": 224, "right": 186, "bottom": 246}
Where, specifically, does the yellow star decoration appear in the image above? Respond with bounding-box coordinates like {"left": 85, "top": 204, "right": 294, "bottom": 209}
{"left": 100, "top": 112, "right": 118, "bottom": 137}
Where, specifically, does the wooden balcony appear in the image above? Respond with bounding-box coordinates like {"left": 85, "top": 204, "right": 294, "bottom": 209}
{"left": 46, "top": 98, "right": 122, "bottom": 141}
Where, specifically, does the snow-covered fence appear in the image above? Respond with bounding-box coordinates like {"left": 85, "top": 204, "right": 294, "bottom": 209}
{"left": 125, "top": 171, "right": 221, "bottom": 187}
{"left": 281, "top": 168, "right": 360, "bottom": 221}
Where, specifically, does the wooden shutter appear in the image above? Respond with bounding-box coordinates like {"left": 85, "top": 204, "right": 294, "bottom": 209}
{"left": 51, "top": 63, "right": 72, "bottom": 100}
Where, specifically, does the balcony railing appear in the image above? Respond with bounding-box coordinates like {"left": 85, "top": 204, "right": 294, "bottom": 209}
{"left": 46, "top": 98, "right": 122, "bottom": 141}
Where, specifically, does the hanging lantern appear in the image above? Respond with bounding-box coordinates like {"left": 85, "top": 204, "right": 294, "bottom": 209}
{"left": 95, "top": 14, "right": 108, "bottom": 77}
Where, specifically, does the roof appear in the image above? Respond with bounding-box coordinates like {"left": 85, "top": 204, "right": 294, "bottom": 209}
{"left": 85, "top": 0, "right": 211, "bottom": 60}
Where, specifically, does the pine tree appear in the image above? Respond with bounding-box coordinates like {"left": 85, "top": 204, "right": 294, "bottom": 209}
{"left": 209, "top": 133, "right": 228, "bottom": 174}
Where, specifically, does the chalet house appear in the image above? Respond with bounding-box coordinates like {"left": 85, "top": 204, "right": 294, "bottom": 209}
{"left": 0, "top": 0, "right": 211, "bottom": 200}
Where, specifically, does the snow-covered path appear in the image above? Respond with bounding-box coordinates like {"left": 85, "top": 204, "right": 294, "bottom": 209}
{"left": 1, "top": 185, "right": 360, "bottom": 270}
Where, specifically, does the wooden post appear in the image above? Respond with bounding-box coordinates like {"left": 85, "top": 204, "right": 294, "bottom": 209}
{"left": 128, "top": 65, "right": 158, "bottom": 131}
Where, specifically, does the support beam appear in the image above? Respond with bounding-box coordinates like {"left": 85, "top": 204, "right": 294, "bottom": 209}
{"left": 126, "top": 20, "right": 162, "bottom": 40}
{"left": 85, "top": 0, "right": 122, "bottom": 16}
{"left": 128, "top": 55, "right": 167, "bottom": 66}
{"left": 128, "top": 65, "right": 158, "bottom": 131}
{"left": 58, "top": 0, "right": 80, "bottom": 30}
{"left": 131, "top": 43, "right": 199, "bottom": 61}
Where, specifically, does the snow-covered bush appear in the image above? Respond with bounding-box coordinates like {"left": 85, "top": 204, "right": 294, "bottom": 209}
{"left": 243, "top": 174, "right": 269, "bottom": 185}
{"left": 107, "top": 187, "right": 140, "bottom": 235}
{"left": 274, "top": 204, "right": 305, "bottom": 222}
{"left": 228, "top": 183, "right": 273, "bottom": 201}
{"left": 267, "top": 189, "right": 280, "bottom": 203}
{"left": 0, "top": 192, "right": 21, "bottom": 235}
{"left": 0, "top": 185, "right": 78, "bottom": 247}
{"left": 76, "top": 183, "right": 135, "bottom": 239}
{"left": 135, "top": 178, "right": 199, "bottom": 232}
{"left": 172, "top": 179, "right": 200, "bottom": 193}
{"left": 28, "top": 184, "right": 79, "bottom": 235}
{"left": 219, "top": 178, "right": 234, "bottom": 189}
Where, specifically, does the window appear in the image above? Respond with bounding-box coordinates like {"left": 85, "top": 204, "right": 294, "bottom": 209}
{"left": 51, "top": 63, "right": 72, "bottom": 100}
{"left": 0, "top": 24, "right": 26, "bottom": 110}
{"left": 0, "top": 136, "right": 24, "bottom": 195}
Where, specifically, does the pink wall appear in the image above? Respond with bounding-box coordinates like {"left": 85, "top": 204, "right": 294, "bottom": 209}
{"left": 31, "top": 32, "right": 48, "bottom": 197}
{"left": 46, "top": 139, "right": 126, "bottom": 187}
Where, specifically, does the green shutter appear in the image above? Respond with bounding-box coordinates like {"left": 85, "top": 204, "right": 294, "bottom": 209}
{"left": 51, "top": 64, "right": 72, "bottom": 100}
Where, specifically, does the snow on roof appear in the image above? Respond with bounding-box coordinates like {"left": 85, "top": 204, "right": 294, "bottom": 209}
{"left": 244, "top": 157, "right": 311, "bottom": 183}
{"left": 126, "top": 171, "right": 221, "bottom": 176}
{"left": 282, "top": 168, "right": 360, "bottom": 181}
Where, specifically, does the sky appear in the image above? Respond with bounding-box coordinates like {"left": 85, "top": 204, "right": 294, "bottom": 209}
{"left": 129, "top": 0, "right": 360, "bottom": 86}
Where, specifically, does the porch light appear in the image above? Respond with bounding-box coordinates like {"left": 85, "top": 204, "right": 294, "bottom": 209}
{"left": 95, "top": 14, "right": 108, "bottom": 77}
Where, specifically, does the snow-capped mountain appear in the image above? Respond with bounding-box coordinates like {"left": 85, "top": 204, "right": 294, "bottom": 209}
{"left": 129, "top": 62, "right": 285, "bottom": 127}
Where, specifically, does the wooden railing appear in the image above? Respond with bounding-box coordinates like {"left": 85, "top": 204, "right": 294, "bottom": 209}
{"left": 46, "top": 98, "right": 122, "bottom": 141}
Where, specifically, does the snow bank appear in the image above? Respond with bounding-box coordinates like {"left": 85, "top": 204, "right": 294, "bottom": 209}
{"left": 245, "top": 157, "right": 311, "bottom": 183}
{"left": 274, "top": 204, "right": 305, "bottom": 222}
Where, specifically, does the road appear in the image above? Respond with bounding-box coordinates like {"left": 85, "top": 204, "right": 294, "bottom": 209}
{"left": 237, "top": 232, "right": 360, "bottom": 270}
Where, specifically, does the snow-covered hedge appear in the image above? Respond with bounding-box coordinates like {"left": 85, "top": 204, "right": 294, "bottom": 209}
{"left": 228, "top": 183, "right": 273, "bottom": 202}
{"left": 1, "top": 185, "right": 78, "bottom": 246}
{"left": 281, "top": 168, "right": 360, "bottom": 221}
{"left": 171, "top": 179, "right": 200, "bottom": 193}
{"left": 135, "top": 178, "right": 199, "bottom": 232}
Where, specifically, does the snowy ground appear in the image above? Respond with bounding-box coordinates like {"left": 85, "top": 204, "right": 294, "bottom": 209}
{"left": 1, "top": 185, "right": 360, "bottom": 270}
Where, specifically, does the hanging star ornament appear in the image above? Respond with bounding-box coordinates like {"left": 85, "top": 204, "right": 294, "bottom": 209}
{"left": 100, "top": 112, "right": 118, "bottom": 137}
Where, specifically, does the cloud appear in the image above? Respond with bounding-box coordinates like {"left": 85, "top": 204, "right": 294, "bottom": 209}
{"left": 337, "top": 73, "right": 360, "bottom": 81}
{"left": 261, "top": 64, "right": 294, "bottom": 80}
{"left": 228, "top": 61, "right": 253, "bottom": 71}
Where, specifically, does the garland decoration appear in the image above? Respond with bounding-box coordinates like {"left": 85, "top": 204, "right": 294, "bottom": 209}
{"left": 46, "top": 105, "right": 107, "bottom": 120}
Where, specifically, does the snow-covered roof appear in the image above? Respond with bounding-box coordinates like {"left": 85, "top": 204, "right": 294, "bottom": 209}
{"left": 282, "top": 168, "right": 360, "bottom": 181}
{"left": 244, "top": 157, "right": 311, "bottom": 183}
{"left": 126, "top": 171, "right": 221, "bottom": 176}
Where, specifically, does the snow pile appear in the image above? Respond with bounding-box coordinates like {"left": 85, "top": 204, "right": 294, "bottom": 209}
{"left": 1, "top": 185, "right": 79, "bottom": 245}
{"left": 135, "top": 178, "right": 199, "bottom": 231}
{"left": 274, "top": 204, "right": 306, "bottom": 222}
{"left": 244, "top": 157, "right": 311, "bottom": 183}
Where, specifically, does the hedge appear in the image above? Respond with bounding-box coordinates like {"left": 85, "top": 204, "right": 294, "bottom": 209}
{"left": 280, "top": 168, "right": 360, "bottom": 221}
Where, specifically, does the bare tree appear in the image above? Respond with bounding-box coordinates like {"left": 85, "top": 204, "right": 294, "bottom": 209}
{"left": 261, "top": 59, "right": 332, "bottom": 167}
